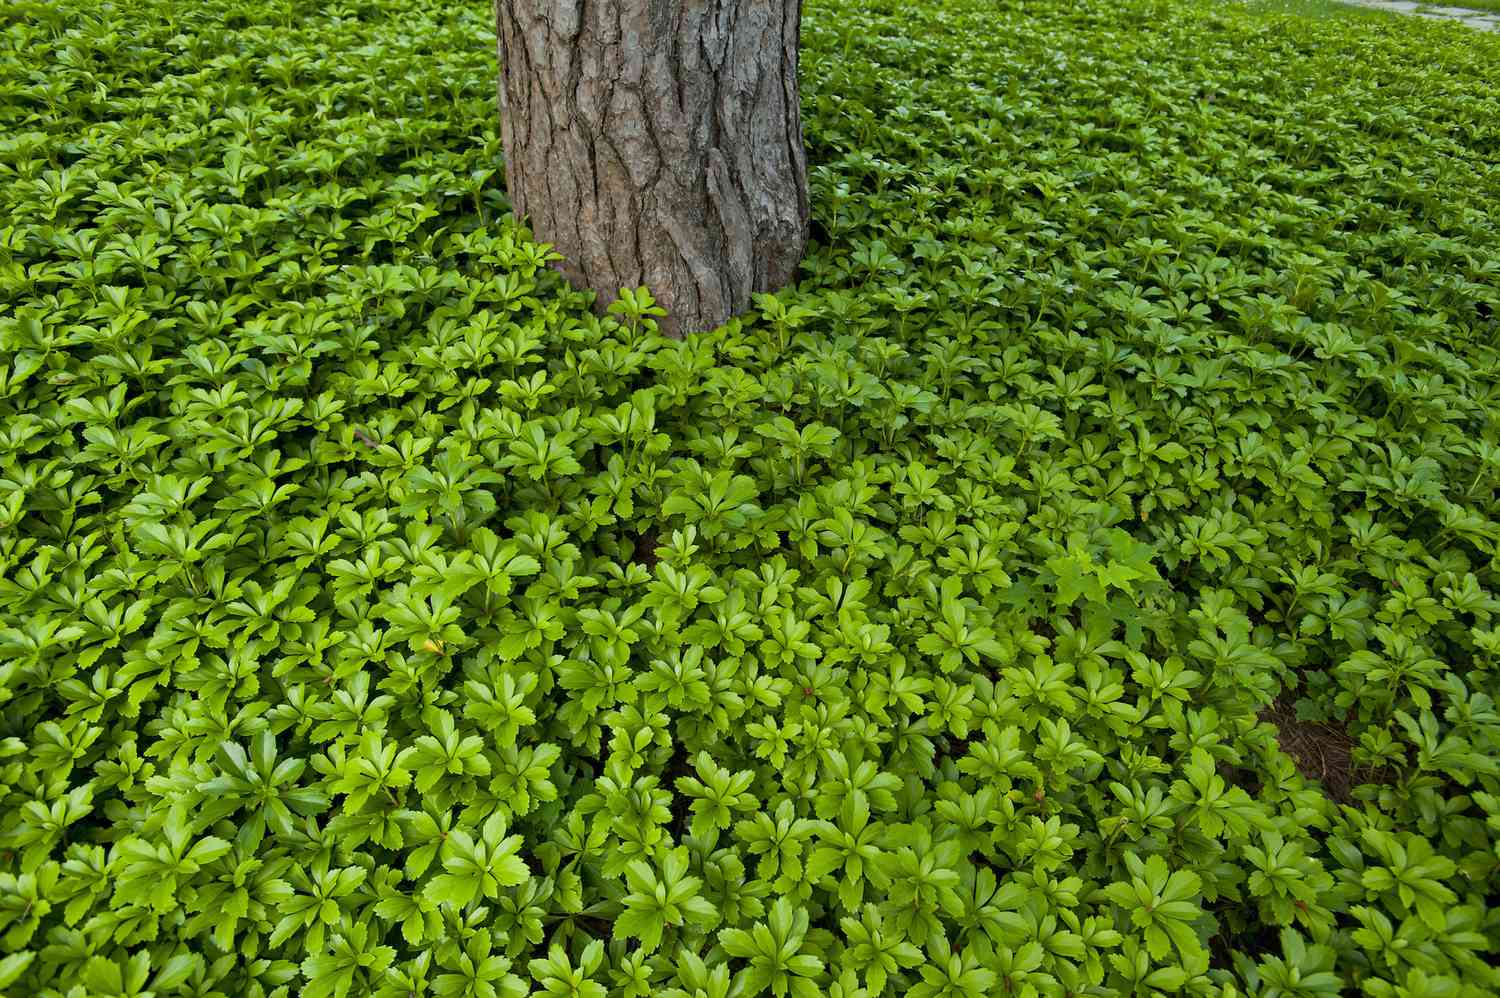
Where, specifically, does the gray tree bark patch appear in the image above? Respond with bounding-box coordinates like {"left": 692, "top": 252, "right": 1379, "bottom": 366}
{"left": 496, "top": 0, "right": 811, "bottom": 338}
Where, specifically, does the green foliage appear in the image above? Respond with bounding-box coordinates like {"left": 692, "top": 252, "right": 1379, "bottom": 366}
{"left": 2, "top": 0, "right": 1500, "bottom": 995}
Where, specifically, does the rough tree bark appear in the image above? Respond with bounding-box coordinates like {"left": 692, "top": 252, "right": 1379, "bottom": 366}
{"left": 495, "top": 0, "right": 810, "bottom": 338}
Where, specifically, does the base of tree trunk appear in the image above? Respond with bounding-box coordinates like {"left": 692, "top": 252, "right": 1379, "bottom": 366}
{"left": 495, "top": 0, "right": 810, "bottom": 338}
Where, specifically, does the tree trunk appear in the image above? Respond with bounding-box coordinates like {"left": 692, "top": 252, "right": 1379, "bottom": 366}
{"left": 495, "top": 0, "right": 810, "bottom": 338}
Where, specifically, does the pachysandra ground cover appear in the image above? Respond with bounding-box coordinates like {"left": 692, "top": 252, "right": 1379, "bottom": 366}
{"left": 2, "top": 0, "right": 1499, "bottom": 995}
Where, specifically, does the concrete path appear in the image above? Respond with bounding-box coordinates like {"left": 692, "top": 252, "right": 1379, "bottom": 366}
{"left": 1339, "top": 0, "right": 1500, "bottom": 30}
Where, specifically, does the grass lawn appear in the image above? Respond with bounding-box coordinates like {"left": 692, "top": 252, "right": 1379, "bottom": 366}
{"left": 1245, "top": 0, "right": 1401, "bottom": 16}
{"left": 3, "top": 0, "right": 1499, "bottom": 995}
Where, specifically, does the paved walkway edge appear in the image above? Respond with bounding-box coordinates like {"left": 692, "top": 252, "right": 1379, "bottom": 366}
{"left": 1337, "top": 0, "right": 1500, "bottom": 30}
